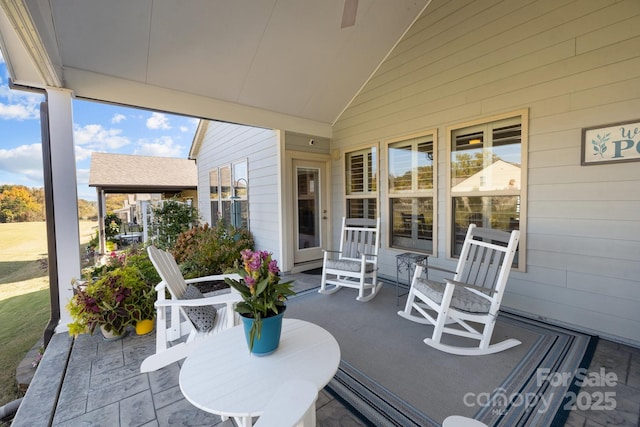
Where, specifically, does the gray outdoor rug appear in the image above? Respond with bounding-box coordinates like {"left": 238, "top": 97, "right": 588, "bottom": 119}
{"left": 286, "top": 284, "right": 597, "bottom": 427}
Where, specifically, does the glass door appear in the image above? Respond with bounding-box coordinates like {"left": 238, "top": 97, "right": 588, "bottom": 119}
{"left": 293, "top": 160, "right": 326, "bottom": 264}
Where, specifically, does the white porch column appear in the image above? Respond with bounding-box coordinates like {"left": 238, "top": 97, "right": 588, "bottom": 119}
{"left": 97, "top": 187, "right": 106, "bottom": 254}
{"left": 45, "top": 88, "right": 81, "bottom": 332}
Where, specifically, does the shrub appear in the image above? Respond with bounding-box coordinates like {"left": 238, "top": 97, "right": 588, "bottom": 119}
{"left": 82, "top": 246, "right": 159, "bottom": 285}
{"left": 104, "top": 213, "right": 122, "bottom": 240}
{"left": 123, "top": 247, "right": 161, "bottom": 287}
{"left": 172, "top": 220, "right": 254, "bottom": 278}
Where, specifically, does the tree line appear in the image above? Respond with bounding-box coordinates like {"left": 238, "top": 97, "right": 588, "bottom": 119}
{"left": 0, "top": 185, "right": 97, "bottom": 223}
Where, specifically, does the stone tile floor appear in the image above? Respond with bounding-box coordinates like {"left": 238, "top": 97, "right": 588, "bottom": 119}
{"left": 10, "top": 273, "right": 640, "bottom": 426}
{"left": 50, "top": 329, "right": 365, "bottom": 427}
{"left": 564, "top": 339, "right": 640, "bottom": 427}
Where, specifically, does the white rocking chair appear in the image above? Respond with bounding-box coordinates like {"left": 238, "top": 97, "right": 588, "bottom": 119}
{"left": 319, "top": 217, "right": 381, "bottom": 302}
{"left": 398, "top": 224, "right": 520, "bottom": 356}
{"left": 140, "top": 246, "right": 242, "bottom": 372}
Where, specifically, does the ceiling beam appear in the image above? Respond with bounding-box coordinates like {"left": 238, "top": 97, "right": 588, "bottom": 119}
{"left": 0, "top": 0, "right": 61, "bottom": 86}
{"left": 65, "top": 67, "right": 333, "bottom": 138}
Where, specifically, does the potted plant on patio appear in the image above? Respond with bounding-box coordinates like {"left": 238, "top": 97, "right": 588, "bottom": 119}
{"left": 67, "top": 266, "right": 152, "bottom": 339}
{"left": 225, "top": 249, "right": 295, "bottom": 355}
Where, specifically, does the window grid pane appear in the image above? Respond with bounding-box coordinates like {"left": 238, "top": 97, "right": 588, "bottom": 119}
{"left": 390, "top": 197, "right": 433, "bottom": 252}
{"left": 220, "top": 166, "right": 231, "bottom": 199}
{"left": 389, "top": 143, "right": 413, "bottom": 193}
{"left": 451, "top": 196, "right": 520, "bottom": 264}
{"left": 346, "top": 147, "right": 377, "bottom": 220}
{"left": 209, "top": 169, "right": 219, "bottom": 200}
{"left": 347, "top": 198, "right": 376, "bottom": 219}
{"left": 417, "top": 141, "right": 434, "bottom": 190}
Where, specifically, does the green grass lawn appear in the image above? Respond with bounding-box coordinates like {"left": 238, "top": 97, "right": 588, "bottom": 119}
{"left": 0, "top": 220, "right": 97, "bottom": 409}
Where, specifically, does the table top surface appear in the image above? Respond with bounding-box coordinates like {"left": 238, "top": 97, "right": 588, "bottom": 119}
{"left": 396, "top": 252, "right": 428, "bottom": 260}
{"left": 179, "top": 318, "right": 341, "bottom": 418}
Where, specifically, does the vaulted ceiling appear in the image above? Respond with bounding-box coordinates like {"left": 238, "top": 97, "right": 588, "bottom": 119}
{"left": 0, "top": 0, "right": 430, "bottom": 136}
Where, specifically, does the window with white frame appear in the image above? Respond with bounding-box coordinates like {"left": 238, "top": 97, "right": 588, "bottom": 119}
{"left": 449, "top": 114, "right": 525, "bottom": 265}
{"left": 345, "top": 147, "right": 377, "bottom": 219}
{"left": 388, "top": 132, "right": 435, "bottom": 253}
{"left": 209, "top": 159, "right": 249, "bottom": 229}
{"left": 220, "top": 165, "right": 232, "bottom": 224}
{"left": 209, "top": 169, "right": 219, "bottom": 221}
{"left": 232, "top": 162, "right": 248, "bottom": 229}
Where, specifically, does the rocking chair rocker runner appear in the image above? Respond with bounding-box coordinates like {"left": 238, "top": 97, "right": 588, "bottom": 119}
{"left": 140, "top": 246, "right": 242, "bottom": 372}
{"left": 398, "top": 224, "right": 520, "bottom": 356}
{"left": 319, "top": 217, "right": 381, "bottom": 302}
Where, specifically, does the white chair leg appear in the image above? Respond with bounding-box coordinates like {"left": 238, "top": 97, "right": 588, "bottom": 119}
{"left": 430, "top": 282, "right": 454, "bottom": 343}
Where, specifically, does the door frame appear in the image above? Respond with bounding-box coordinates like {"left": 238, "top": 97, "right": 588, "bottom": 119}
{"left": 283, "top": 150, "right": 331, "bottom": 273}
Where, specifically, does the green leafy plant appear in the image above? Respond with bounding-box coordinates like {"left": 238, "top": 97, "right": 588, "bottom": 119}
{"left": 172, "top": 219, "right": 254, "bottom": 278}
{"left": 67, "top": 265, "right": 156, "bottom": 337}
{"left": 225, "top": 250, "right": 295, "bottom": 351}
{"left": 104, "top": 213, "right": 122, "bottom": 240}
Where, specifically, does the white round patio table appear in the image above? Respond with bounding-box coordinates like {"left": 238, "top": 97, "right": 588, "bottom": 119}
{"left": 179, "top": 318, "right": 341, "bottom": 427}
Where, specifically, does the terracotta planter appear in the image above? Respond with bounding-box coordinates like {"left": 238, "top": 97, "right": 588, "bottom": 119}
{"left": 135, "top": 319, "right": 154, "bottom": 336}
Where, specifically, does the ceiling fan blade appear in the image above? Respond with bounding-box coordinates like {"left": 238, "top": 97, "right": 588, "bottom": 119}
{"left": 341, "top": 0, "right": 358, "bottom": 28}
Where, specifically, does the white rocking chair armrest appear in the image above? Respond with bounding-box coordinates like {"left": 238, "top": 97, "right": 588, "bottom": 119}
{"left": 155, "top": 292, "right": 241, "bottom": 307}
{"left": 154, "top": 281, "right": 167, "bottom": 292}
{"left": 444, "top": 278, "right": 493, "bottom": 296}
{"left": 416, "top": 260, "right": 457, "bottom": 276}
{"left": 322, "top": 249, "right": 341, "bottom": 254}
{"left": 184, "top": 273, "right": 242, "bottom": 284}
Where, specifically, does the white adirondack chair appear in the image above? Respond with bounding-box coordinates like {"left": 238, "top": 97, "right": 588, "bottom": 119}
{"left": 140, "top": 246, "right": 242, "bottom": 373}
{"left": 398, "top": 224, "right": 521, "bottom": 356}
{"left": 319, "top": 217, "right": 381, "bottom": 302}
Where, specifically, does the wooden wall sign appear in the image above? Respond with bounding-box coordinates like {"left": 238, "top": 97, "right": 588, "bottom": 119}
{"left": 581, "top": 119, "right": 640, "bottom": 165}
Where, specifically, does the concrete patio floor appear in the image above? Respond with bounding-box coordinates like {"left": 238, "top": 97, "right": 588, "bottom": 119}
{"left": 10, "top": 272, "right": 640, "bottom": 427}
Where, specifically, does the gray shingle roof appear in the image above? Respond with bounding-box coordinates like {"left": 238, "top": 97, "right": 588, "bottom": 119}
{"left": 88, "top": 152, "right": 197, "bottom": 192}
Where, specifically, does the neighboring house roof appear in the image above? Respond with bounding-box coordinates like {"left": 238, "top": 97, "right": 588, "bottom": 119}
{"left": 88, "top": 152, "right": 197, "bottom": 193}
{"left": 188, "top": 120, "right": 209, "bottom": 159}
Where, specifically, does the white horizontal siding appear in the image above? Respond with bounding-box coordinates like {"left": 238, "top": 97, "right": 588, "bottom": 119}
{"left": 331, "top": 0, "right": 640, "bottom": 345}
{"left": 194, "top": 122, "right": 283, "bottom": 261}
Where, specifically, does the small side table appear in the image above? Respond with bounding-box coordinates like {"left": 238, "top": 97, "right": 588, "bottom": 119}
{"left": 395, "top": 252, "right": 428, "bottom": 305}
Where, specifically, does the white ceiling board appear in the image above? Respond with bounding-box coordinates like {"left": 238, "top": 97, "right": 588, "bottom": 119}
{"left": 1, "top": 0, "right": 431, "bottom": 128}
{"left": 238, "top": 0, "right": 349, "bottom": 121}
{"left": 147, "top": 0, "right": 277, "bottom": 102}
{"left": 53, "top": 0, "right": 153, "bottom": 82}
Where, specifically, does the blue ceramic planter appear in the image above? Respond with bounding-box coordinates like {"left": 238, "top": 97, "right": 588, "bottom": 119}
{"left": 240, "top": 307, "right": 285, "bottom": 356}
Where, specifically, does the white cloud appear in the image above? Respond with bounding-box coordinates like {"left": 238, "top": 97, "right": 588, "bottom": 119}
{"left": 111, "top": 113, "right": 126, "bottom": 124}
{"left": 0, "top": 143, "right": 44, "bottom": 182}
{"left": 75, "top": 145, "right": 93, "bottom": 162}
{"left": 133, "top": 136, "right": 183, "bottom": 157}
{"left": 73, "top": 123, "right": 130, "bottom": 151}
{"left": 180, "top": 125, "right": 189, "bottom": 132}
{"left": 0, "top": 83, "right": 43, "bottom": 120}
{"left": 0, "top": 102, "right": 40, "bottom": 120}
{"left": 76, "top": 168, "right": 90, "bottom": 186}
{"left": 146, "top": 112, "right": 171, "bottom": 130}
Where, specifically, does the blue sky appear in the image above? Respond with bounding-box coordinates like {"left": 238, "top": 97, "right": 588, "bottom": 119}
{"left": 0, "top": 50, "right": 198, "bottom": 201}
